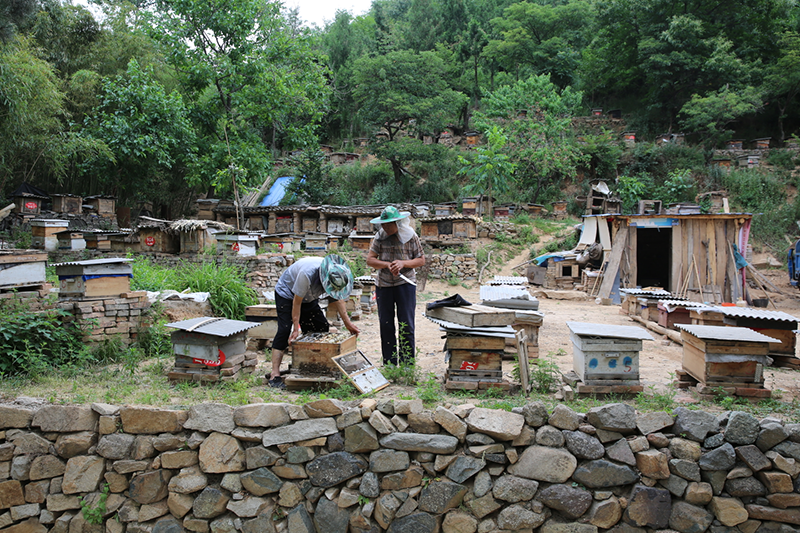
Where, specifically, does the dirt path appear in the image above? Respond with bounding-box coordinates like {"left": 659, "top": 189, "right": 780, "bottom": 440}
{"left": 346, "top": 252, "right": 800, "bottom": 404}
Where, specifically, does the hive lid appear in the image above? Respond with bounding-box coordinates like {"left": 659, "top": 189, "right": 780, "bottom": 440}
{"left": 567, "top": 321, "right": 654, "bottom": 341}
{"left": 166, "top": 317, "right": 259, "bottom": 337}
{"left": 677, "top": 324, "right": 781, "bottom": 343}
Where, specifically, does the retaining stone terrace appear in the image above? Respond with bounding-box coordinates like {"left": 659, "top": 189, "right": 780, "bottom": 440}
{"left": 48, "top": 250, "right": 480, "bottom": 290}
{"left": 2, "top": 401, "right": 800, "bottom": 533}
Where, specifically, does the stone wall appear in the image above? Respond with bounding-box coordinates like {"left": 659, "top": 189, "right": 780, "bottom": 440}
{"left": 1, "top": 400, "right": 799, "bottom": 533}
{"left": 425, "top": 254, "right": 478, "bottom": 281}
{"left": 56, "top": 292, "right": 152, "bottom": 346}
{"left": 49, "top": 250, "right": 479, "bottom": 291}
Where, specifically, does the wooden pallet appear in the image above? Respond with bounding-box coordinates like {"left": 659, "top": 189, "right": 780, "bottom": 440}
{"left": 281, "top": 374, "right": 340, "bottom": 391}
{"left": 444, "top": 368, "right": 511, "bottom": 391}
{"left": 771, "top": 355, "right": 800, "bottom": 369}
{"left": 561, "top": 373, "right": 643, "bottom": 397}
{"left": 674, "top": 370, "right": 771, "bottom": 398}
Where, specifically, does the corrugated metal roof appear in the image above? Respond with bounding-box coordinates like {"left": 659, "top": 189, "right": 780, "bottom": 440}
{"left": 567, "top": 321, "right": 655, "bottom": 340}
{"left": 424, "top": 315, "right": 517, "bottom": 338}
{"left": 51, "top": 258, "right": 132, "bottom": 267}
{"left": 165, "top": 317, "right": 259, "bottom": 337}
{"left": 657, "top": 299, "right": 710, "bottom": 307}
{"left": 620, "top": 288, "right": 675, "bottom": 297}
{"left": 489, "top": 276, "right": 528, "bottom": 285}
{"left": 677, "top": 324, "right": 780, "bottom": 343}
{"left": 480, "top": 285, "right": 532, "bottom": 301}
{"left": 699, "top": 306, "right": 800, "bottom": 324}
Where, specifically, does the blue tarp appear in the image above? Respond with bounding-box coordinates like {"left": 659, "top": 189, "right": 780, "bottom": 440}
{"left": 259, "top": 177, "right": 303, "bottom": 206}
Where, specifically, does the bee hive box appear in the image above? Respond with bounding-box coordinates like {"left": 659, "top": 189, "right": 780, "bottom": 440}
{"left": 291, "top": 332, "right": 357, "bottom": 375}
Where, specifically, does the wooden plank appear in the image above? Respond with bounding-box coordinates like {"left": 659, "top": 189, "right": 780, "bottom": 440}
{"left": 715, "top": 221, "right": 726, "bottom": 290}
{"left": 517, "top": 330, "right": 530, "bottom": 395}
{"left": 444, "top": 380, "right": 479, "bottom": 391}
{"left": 0, "top": 262, "right": 47, "bottom": 288}
{"left": 0, "top": 252, "right": 48, "bottom": 264}
{"left": 575, "top": 382, "right": 644, "bottom": 394}
{"left": 445, "top": 336, "right": 507, "bottom": 351}
{"left": 597, "top": 228, "right": 628, "bottom": 299}
{"left": 448, "top": 350, "right": 503, "bottom": 371}
{"left": 283, "top": 374, "right": 339, "bottom": 391}
{"left": 627, "top": 225, "right": 636, "bottom": 289}
{"left": 478, "top": 381, "right": 512, "bottom": 391}
{"left": 671, "top": 223, "right": 683, "bottom": 294}
{"left": 245, "top": 304, "right": 278, "bottom": 318}
{"left": 426, "top": 304, "right": 516, "bottom": 327}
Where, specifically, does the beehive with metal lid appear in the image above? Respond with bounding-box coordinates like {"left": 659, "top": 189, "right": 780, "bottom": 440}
{"left": 567, "top": 321, "right": 654, "bottom": 382}
{"left": 52, "top": 258, "right": 132, "bottom": 299}
{"left": 165, "top": 317, "right": 259, "bottom": 382}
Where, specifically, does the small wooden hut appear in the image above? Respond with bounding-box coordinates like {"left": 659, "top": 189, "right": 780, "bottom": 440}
{"left": 137, "top": 216, "right": 179, "bottom": 254}
{"left": 586, "top": 212, "right": 754, "bottom": 303}
{"left": 170, "top": 219, "right": 234, "bottom": 254}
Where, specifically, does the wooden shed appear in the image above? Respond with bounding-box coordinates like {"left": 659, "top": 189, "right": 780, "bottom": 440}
{"left": 587, "top": 213, "right": 754, "bottom": 304}
{"left": 51, "top": 194, "right": 82, "bottom": 214}
{"left": 170, "top": 219, "right": 234, "bottom": 254}
{"left": 419, "top": 215, "right": 478, "bottom": 244}
{"left": 137, "top": 216, "right": 179, "bottom": 254}
{"left": 12, "top": 193, "right": 47, "bottom": 215}
{"left": 84, "top": 195, "right": 116, "bottom": 217}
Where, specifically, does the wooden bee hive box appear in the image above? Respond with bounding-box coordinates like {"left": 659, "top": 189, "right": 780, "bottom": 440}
{"left": 291, "top": 332, "right": 357, "bottom": 375}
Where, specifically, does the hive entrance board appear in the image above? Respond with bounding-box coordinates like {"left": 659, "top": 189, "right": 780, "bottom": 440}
{"left": 331, "top": 350, "right": 389, "bottom": 394}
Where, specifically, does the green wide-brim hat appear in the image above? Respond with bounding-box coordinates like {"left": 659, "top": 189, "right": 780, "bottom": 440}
{"left": 370, "top": 205, "right": 411, "bottom": 225}
{"left": 320, "top": 254, "right": 354, "bottom": 301}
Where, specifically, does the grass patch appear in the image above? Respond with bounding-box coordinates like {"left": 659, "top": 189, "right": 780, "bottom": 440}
{"left": 130, "top": 257, "right": 258, "bottom": 320}
{"left": 382, "top": 362, "right": 420, "bottom": 386}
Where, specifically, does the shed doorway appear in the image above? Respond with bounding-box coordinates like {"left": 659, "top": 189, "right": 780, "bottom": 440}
{"left": 636, "top": 228, "right": 672, "bottom": 289}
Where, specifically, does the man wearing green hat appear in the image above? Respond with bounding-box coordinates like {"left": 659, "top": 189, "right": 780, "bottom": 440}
{"left": 268, "top": 254, "right": 360, "bottom": 388}
{"left": 366, "top": 206, "right": 425, "bottom": 365}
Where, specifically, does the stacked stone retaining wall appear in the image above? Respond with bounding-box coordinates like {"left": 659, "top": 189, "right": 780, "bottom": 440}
{"left": 1, "top": 400, "right": 799, "bottom": 533}
{"left": 48, "top": 251, "right": 479, "bottom": 292}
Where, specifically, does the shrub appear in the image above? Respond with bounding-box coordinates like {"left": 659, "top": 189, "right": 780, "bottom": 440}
{"left": 0, "top": 303, "right": 87, "bottom": 377}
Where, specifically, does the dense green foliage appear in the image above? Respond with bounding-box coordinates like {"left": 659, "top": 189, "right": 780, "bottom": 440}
{"left": 131, "top": 257, "right": 259, "bottom": 320}
{"left": 0, "top": 302, "right": 86, "bottom": 377}
{"left": 3, "top": 0, "right": 800, "bottom": 248}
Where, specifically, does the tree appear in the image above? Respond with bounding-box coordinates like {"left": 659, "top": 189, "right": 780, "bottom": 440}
{"left": 352, "top": 50, "right": 468, "bottom": 182}
{"left": 149, "top": 0, "right": 330, "bottom": 196}
{"left": 0, "top": 0, "right": 38, "bottom": 42}
{"left": 476, "top": 75, "right": 585, "bottom": 203}
{"left": 679, "top": 85, "right": 764, "bottom": 149}
{"left": 486, "top": 0, "right": 593, "bottom": 88}
{"left": 457, "top": 126, "right": 516, "bottom": 206}
{"left": 580, "top": 0, "right": 789, "bottom": 123}
{"left": 0, "top": 36, "right": 106, "bottom": 194}
{"left": 81, "top": 59, "right": 196, "bottom": 209}
{"left": 764, "top": 32, "right": 800, "bottom": 144}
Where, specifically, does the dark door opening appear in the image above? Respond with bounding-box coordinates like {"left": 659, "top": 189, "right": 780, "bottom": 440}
{"left": 636, "top": 228, "right": 671, "bottom": 288}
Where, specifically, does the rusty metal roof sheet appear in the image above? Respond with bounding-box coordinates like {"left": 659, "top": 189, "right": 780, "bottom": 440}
{"left": 677, "top": 324, "right": 780, "bottom": 343}
{"left": 165, "top": 317, "right": 259, "bottom": 337}
{"left": 699, "top": 306, "right": 800, "bottom": 324}
{"left": 567, "top": 321, "right": 655, "bottom": 340}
